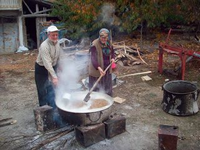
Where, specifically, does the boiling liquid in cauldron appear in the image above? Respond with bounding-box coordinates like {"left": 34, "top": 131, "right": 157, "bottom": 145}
{"left": 72, "top": 101, "right": 86, "bottom": 108}
{"left": 89, "top": 99, "right": 108, "bottom": 109}
{"left": 71, "top": 99, "right": 108, "bottom": 110}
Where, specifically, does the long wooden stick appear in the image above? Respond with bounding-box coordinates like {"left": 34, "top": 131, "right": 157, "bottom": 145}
{"left": 136, "top": 47, "right": 148, "bottom": 65}
{"left": 0, "top": 118, "right": 12, "bottom": 123}
{"left": 118, "top": 71, "right": 152, "bottom": 78}
{"left": 0, "top": 120, "right": 17, "bottom": 127}
{"left": 83, "top": 61, "right": 113, "bottom": 102}
{"left": 31, "top": 128, "right": 74, "bottom": 150}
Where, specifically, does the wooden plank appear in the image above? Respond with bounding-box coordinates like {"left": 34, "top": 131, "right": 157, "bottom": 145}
{"left": 118, "top": 71, "right": 152, "bottom": 78}
{"left": 141, "top": 75, "right": 152, "bottom": 81}
{"left": 113, "top": 97, "right": 126, "bottom": 104}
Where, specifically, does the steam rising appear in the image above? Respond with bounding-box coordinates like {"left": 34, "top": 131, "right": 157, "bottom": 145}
{"left": 100, "top": 3, "right": 115, "bottom": 25}
{"left": 55, "top": 3, "right": 117, "bottom": 109}
{"left": 55, "top": 50, "right": 89, "bottom": 103}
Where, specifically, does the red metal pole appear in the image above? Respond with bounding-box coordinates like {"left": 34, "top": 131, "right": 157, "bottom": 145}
{"left": 166, "top": 28, "right": 172, "bottom": 44}
{"left": 180, "top": 52, "right": 187, "bottom": 80}
{"left": 158, "top": 46, "right": 164, "bottom": 74}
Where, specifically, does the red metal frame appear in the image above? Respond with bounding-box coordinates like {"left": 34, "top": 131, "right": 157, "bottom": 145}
{"left": 158, "top": 29, "right": 200, "bottom": 80}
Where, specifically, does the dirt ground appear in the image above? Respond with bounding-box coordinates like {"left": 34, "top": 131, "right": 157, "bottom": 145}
{"left": 0, "top": 33, "right": 200, "bottom": 150}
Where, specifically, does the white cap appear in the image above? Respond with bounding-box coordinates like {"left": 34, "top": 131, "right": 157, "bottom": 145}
{"left": 47, "top": 25, "right": 59, "bottom": 33}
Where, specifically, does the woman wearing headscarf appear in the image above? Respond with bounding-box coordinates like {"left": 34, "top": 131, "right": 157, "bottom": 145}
{"left": 89, "top": 28, "right": 115, "bottom": 96}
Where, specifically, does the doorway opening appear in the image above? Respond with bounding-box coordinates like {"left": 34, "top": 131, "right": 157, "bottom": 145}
{"left": 25, "top": 18, "right": 37, "bottom": 50}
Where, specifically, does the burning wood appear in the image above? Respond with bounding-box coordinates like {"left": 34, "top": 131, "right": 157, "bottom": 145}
{"left": 31, "top": 127, "right": 74, "bottom": 150}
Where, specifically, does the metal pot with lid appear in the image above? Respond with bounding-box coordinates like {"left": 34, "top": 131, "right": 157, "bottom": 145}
{"left": 56, "top": 91, "right": 114, "bottom": 125}
{"left": 162, "top": 80, "right": 199, "bottom": 116}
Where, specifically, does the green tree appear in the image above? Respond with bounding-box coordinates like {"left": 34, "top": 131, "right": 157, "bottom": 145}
{"left": 181, "top": 0, "right": 200, "bottom": 34}
{"left": 51, "top": 0, "right": 103, "bottom": 40}
{"left": 50, "top": 0, "right": 200, "bottom": 40}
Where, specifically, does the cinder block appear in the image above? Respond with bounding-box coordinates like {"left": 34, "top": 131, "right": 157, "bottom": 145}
{"left": 33, "top": 105, "right": 56, "bottom": 132}
{"left": 75, "top": 123, "right": 106, "bottom": 147}
{"left": 158, "top": 125, "right": 179, "bottom": 150}
{"left": 104, "top": 114, "right": 126, "bottom": 139}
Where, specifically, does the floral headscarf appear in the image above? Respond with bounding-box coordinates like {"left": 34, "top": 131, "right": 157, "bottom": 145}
{"left": 99, "top": 28, "right": 110, "bottom": 40}
{"left": 99, "top": 28, "right": 111, "bottom": 55}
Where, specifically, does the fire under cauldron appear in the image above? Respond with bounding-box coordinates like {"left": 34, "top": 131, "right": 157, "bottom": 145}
{"left": 56, "top": 91, "right": 114, "bottom": 125}
{"left": 162, "top": 80, "right": 199, "bottom": 116}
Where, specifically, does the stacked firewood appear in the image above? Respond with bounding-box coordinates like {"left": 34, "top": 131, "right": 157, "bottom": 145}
{"left": 62, "top": 40, "right": 148, "bottom": 67}
{"left": 112, "top": 41, "right": 148, "bottom": 66}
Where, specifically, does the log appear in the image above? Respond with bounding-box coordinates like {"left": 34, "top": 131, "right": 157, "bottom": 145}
{"left": 113, "top": 40, "right": 130, "bottom": 45}
{"left": 124, "top": 43, "right": 127, "bottom": 54}
{"left": 0, "top": 120, "right": 17, "bottom": 127}
{"left": 121, "top": 51, "right": 138, "bottom": 61}
{"left": 0, "top": 118, "right": 12, "bottom": 123}
{"left": 123, "top": 60, "right": 132, "bottom": 66}
{"left": 132, "top": 61, "right": 141, "bottom": 65}
{"left": 113, "top": 45, "right": 138, "bottom": 54}
{"left": 113, "top": 44, "right": 138, "bottom": 51}
{"left": 136, "top": 47, "right": 148, "bottom": 65}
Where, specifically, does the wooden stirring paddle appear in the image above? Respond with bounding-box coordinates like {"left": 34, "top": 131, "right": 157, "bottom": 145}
{"left": 83, "top": 60, "right": 115, "bottom": 102}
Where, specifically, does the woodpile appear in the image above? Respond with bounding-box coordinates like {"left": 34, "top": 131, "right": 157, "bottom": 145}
{"left": 62, "top": 40, "right": 149, "bottom": 67}
{"left": 31, "top": 127, "right": 74, "bottom": 150}
{"left": 112, "top": 41, "right": 148, "bottom": 66}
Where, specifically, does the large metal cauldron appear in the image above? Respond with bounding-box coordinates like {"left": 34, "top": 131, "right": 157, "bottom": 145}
{"left": 162, "top": 80, "right": 199, "bottom": 116}
{"left": 56, "top": 91, "right": 114, "bottom": 125}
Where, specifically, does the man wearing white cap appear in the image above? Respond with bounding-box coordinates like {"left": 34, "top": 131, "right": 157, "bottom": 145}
{"left": 35, "top": 25, "right": 61, "bottom": 108}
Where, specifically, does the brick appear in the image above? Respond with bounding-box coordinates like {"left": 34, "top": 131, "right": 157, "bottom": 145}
{"left": 75, "top": 123, "right": 106, "bottom": 147}
{"left": 104, "top": 114, "right": 126, "bottom": 139}
{"left": 33, "top": 105, "right": 56, "bottom": 132}
{"left": 158, "top": 125, "right": 179, "bottom": 150}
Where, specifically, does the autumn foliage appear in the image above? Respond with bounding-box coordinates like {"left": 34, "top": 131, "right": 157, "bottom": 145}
{"left": 51, "top": 0, "right": 200, "bottom": 40}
